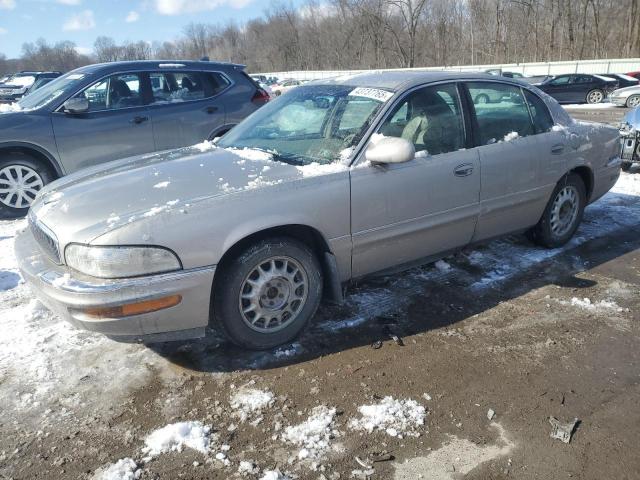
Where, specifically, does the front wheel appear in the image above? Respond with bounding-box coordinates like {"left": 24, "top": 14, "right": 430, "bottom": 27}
{"left": 0, "top": 153, "right": 54, "bottom": 219}
{"left": 626, "top": 94, "right": 640, "bottom": 108}
{"left": 586, "top": 89, "right": 604, "bottom": 104}
{"left": 212, "top": 237, "right": 323, "bottom": 350}
{"left": 528, "top": 173, "right": 586, "bottom": 248}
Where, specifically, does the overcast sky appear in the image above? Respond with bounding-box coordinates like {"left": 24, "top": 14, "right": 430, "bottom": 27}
{"left": 0, "top": 0, "right": 305, "bottom": 58}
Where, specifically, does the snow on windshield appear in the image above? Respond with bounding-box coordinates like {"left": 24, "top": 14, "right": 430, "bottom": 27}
{"left": 5, "top": 75, "right": 35, "bottom": 87}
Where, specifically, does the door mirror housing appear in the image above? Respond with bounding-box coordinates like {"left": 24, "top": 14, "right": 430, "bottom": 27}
{"left": 63, "top": 97, "right": 89, "bottom": 114}
{"left": 365, "top": 136, "right": 415, "bottom": 165}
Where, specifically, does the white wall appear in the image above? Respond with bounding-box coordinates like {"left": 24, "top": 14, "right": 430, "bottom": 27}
{"left": 256, "top": 58, "right": 640, "bottom": 81}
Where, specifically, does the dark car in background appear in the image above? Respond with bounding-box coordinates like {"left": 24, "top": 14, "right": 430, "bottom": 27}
{"left": 0, "top": 71, "right": 62, "bottom": 103}
{"left": 0, "top": 60, "right": 269, "bottom": 218}
{"left": 536, "top": 74, "right": 618, "bottom": 104}
{"left": 597, "top": 73, "right": 639, "bottom": 88}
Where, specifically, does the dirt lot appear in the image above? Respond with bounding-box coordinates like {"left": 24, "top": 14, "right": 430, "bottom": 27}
{"left": 1, "top": 107, "right": 638, "bottom": 480}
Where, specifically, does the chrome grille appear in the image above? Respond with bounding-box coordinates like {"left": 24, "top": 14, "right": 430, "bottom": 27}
{"left": 29, "top": 213, "right": 61, "bottom": 264}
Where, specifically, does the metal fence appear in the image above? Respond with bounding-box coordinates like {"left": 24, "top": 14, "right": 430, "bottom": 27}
{"left": 255, "top": 58, "right": 640, "bottom": 81}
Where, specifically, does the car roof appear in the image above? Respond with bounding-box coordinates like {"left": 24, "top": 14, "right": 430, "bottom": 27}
{"left": 313, "top": 70, "right": 529, "bottom": 91}
{"left": 73, "top": 60, "right": 245, "bottom": 75}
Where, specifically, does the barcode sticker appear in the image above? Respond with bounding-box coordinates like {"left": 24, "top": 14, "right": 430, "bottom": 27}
{"left": 348, "top": 87, "right": 394, "bottom": 102}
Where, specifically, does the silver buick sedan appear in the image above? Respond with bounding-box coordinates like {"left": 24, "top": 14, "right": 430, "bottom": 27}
{"left": 16, "top": 72, "right": 622, "bottom": 349}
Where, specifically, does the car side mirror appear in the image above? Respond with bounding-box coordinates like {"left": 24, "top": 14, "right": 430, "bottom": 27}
{"left": 365, "top": 136, "right": 415, "bottom": 165}
{"left": 63, "top": 97, "right": 89, "bottom": 114}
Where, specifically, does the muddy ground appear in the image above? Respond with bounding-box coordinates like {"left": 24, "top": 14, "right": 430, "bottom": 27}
{"left": 1, "top": 106, "right": 638, "bottom": 480}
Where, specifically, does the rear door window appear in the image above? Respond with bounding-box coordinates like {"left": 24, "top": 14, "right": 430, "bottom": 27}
{"left": 467, "top": 82, "right": 534, "bottom": 145}
{"left": 523, "top": 90, "right": 554, "bottom": 133}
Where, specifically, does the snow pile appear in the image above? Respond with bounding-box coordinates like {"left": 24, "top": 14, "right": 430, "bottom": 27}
{"left": 238, "top": 460, "right": 259, "bottom": 475}
{"left": 260, "top": 470, "right": 291, "bottom": 480}
{"left": 153, "top": 181, "right": 170, "bottom": 189}
{"left": 569, "top": 297, "right": 626, "bottom": 312}
{"left": 97, "top": 458, "right": 140, "bottom": 480}
{"left": 0, "top": 102, "right": 22, "bottom": 113}
{"left": 226, "top": 147, "right": 274, "bottom": 162}
{"left": 296, "top": 161, "right": 347, "bottom": 178}
{"left": 502, "top": 131, "right": 519, "bottom": 142}
{"left": 282, "top": 405, "right": 337, "bottom": 459}
{"left": 191, "top": 140, "right": 216, "bottom": 152}
{"left": 563, "top": 102, "right": 616, "bottom": 110}
{"left": 434, "top": 260, "right": 452, "bottom": 272}
{"left": 230, "top": 387, "right": 275, "bottom": 422}
{"left": 142, "top": 421, "right": 211, "bottom": 458}
{"left": 349, "top": 396, "right": 426, "bottom": 438}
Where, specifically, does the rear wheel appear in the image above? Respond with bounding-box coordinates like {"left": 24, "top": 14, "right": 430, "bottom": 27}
{"left": 528, "top": 173, "right": 586, "bottom": 248}
{"left": 586, "top": 89, "right": 604, "bottom": 104}
{"left": 626, "top": 95, "right": 640, "bottom": 108}
{"left": 0, "top": 153, "right": 54, "bottom": 219}
{"left": 213, "top": 237, "right": 323, "bottom": 350}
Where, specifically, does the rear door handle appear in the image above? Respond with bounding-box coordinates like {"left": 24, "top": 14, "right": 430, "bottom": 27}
{"left": 454, "top": 164, "right": 474, "bottom": 177}
{"left": 204, "top": 106, "right": 218, "bottom": 114}
{"left": 551, "top": 144, "right": 565, "bottom": 155}
{"left": 130, "top": 115, "right": 149, "bottom": 124}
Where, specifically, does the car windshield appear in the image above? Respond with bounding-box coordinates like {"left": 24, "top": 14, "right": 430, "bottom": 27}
{"left": 18, "top": 71, "right": 88, "bottom": 110}
{"left": 218, "top": 84, "right": 391, "bottom": 166}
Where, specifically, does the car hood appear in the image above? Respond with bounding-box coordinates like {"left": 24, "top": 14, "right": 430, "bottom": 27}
{"left": 613, "top": 85, "right": 640, "bottom": 95}
{"left": 30, "top": 143, "right": 346, "bottom": 246}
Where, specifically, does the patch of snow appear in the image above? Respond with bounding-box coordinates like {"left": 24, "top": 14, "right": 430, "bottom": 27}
{"left": 349, "top": 396, "right": 426, "bottom": 438}
{"left": 142, "top": 205, "right": 168, "bottom": 218}
{"left": 260, "top": 470, "right": 291, "bottom": 480}
{"left": 191, "top": 140, "right": 216, "bottom": 152}
{"left": 96, "top": 458, "right": 141, "bottom": 480}
{"left": 502, "top": 131, "right": 519, "bottom": 142}
{"left": 568, "top": 297, "right": 626, "bottom": 312}
{"left": 563, "top": 102, "right": 616, "bottom": 110}
{"left": 296, "top": 162, "right": 347, "bottom": 178}
{"left": 226, "top": 147, "right": 274, "bottom": 162}
{"left": 142, "top": 421, "right": 211, "bottom": 458}
{"left": 339, "top": 146, "right": 355, "bottom": 161}
{"left": 153, "top": 181, "right": 170, "bottom": 189}
{"left": 434, "top": 260, "right": 451, "bottom": 272}
{"left": 282, "top": 405, "right": 337, "bottom": 459}
{"left": 0, "top": 102, "right": 22, "bottom": 113}
{"left": 551, "top": 124, "right": 567, "bottom": 132}
{"left": 230, "top": 387, "right": 275, "bottom": 422}
{"left": 238, "top": 460, "right": 259, "bottom": 475}
{"left": 51, "top": 273, "right": 71, "bottom": 288}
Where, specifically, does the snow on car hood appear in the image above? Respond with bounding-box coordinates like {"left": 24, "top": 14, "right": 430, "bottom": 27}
{"left": 30, "top": 142, "right": 348, "bottom": 246}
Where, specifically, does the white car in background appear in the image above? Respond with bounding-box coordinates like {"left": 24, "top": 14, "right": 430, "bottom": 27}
{"left": 609, "top": 85, "right": 640, "bottom": 108}
{"left": 272, "top": 79, "right": 302, "bottom": 96}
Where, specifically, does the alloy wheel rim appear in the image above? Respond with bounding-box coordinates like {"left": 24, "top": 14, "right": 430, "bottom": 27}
{"left": 550, "top": 186, "right": 579, "bottom": 238}
{"left": 0, "top": 165, "right": 44, "bottom": 209}
{"left": 238, "top": 256, "right": 308, "bottom": 333}
{"left": 588, "top": 90, "right": 603, "bottom": 104}
{"left": 628, "top": 95, "right": 640, "bottom": 108}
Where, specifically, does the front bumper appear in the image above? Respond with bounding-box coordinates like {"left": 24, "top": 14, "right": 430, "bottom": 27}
{"left": 609, "top": 96, "right": 628, "bottom": 106}
{"left": 15, "top": 226, "right": 216, "bottom": 343}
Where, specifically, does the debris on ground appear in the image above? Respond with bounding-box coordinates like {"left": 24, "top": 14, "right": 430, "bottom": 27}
{"left": 487, "top": 409, "right": 496, "bottom": 420}
{"left": 549, "top": 416, "right": 579, "bottom": 443}
{"left": 371, "top": 340, "right": 383, "bottom": 349}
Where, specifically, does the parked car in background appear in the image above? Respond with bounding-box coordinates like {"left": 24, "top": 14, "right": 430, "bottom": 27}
{"left": 16, "top": 71, "right": 622, "bottom": 350}
{"left": 271, "top": 79, "right": 302, "bottom": 96}
{"left": 626, "top": 71, "right": 640, "bottom": 79}
{"left": 485, "top": 68, "right": 524, "bottom": 79}
{"left": 0, "top": 60, "right": 269, "bottom": 218}
{"left": 0, "top": 71, "right": 61, "bottom": 103}
{"left": 609, "top": 85, "right": 640, "bottom": 108}
{"left": 620, "top": 106, "right": 640, "bottom": 171}
{"left": 598, "top": 73, "right": 639, "bottom": 88}
{"left": 250, "top": 74, "right": 267, "bottom": 84}
{"left": 536, "top": 74, "right": 618, "bottom": 104}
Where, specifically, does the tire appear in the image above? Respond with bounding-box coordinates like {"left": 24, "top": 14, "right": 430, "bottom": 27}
{"left": 212, "top": 237, "right": 323, "bottom": 350}
{"left": 626, "top": 94, "right": 640, "bottom": 108}
{"left": 0, "top": 153, "right": 55, "bottom": 219}
{"left": 475, "top": 93, "right": 490, "bottom": 104}
{"left": 528, "top": 173, "right": 586, "bottom": 248}
{"left": 586, "top": 89, "right": 604, "bottom": 104}
{"left": 622, "top": 161, "right": 633, "bottom": 172}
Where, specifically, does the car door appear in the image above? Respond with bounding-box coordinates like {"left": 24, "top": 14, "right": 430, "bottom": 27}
{"left": 540, "top": 75, "right": 572, "bottom": 103}
{"left": 465, "top": 81, "right": 556, "bottom": 241}
{"left": 51, "top": 72, "right": 154, "bottom": 173}
{"left": 147, "top": 70, "right": 227, "bottom": 149}
{"left": 570, "top": 75, "right": 593, "bottom": 103}
{"left": 350, "top": 82, "right": 481, "bottom": 277}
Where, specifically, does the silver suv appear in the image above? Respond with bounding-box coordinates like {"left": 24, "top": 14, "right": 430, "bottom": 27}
{"left": 0, "top": 60, "right": 269, "bottom": 218}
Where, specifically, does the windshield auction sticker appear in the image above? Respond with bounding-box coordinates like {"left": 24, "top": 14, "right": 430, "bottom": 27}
{"left": 348, "top": 87, "right": 394, "bottom": 102}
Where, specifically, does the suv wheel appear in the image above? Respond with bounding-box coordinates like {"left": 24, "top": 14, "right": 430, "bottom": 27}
{"left": 586, "top": 89, "right": 604, "bottom": 104}
{"left": 213, "top": 237, "right": 323, "bottom": 350}
{"left": 0, "top": 153, "right": 54, "bottom": 219}
{"left": 528, "top": 173, "right": 586, "bottom": 248}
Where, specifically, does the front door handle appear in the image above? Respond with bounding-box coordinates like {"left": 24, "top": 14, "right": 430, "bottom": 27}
{"left": 551, "top": 144, "right": 565, "bottom": 155}
{"left": 454, "top": 163, "right": 474, "bottom": 177}
{"left": 204, "top": 106, "right": 218, "bottom": 114}
{"left": 130, "top": 115, "right": 149, "bottom": 124}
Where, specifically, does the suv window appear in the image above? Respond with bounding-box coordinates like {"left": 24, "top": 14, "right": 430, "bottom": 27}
{"left": 378, "top": 83, "right": 465, "bottom": 155}
{"left": 149, "top": 71, "right": 230, "bottom": 104}
{"left": 524, "top": 90, "right": 554, "bottom": 133}
{"left": 77, "top": 73, "right": 143, "bottom": 111}
{"left": 467, "top": 82, "right": 533, "bottom": 145}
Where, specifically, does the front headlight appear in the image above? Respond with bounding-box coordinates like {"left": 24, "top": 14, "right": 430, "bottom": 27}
{"left": 64, "top": 244, "right": 182, "bottom": 279}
